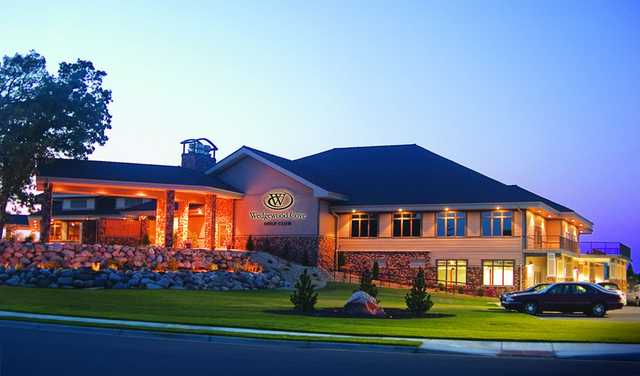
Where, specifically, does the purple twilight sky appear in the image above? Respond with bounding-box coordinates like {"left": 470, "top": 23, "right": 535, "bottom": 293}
{"left": 2, "top": 1, "right": 639, "bottom": 269}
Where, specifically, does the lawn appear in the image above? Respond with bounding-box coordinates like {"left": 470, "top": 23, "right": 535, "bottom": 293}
{"left": 1, "top": 283, "right": 639, "bottom": 343}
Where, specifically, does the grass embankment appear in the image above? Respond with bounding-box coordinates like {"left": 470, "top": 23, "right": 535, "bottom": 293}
{"left": 1, "top": 283, "right": 638, "bottom": 343}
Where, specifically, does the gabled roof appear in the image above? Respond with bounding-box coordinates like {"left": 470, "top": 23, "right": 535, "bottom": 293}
{"left": 4, "top": 214, "right": 29, "bottom": 226}
{"left": 211, "top": 144, "right": 582, "bottom": 215}
{"left": 38, "top": 159, "right": 241, "bottom": 195}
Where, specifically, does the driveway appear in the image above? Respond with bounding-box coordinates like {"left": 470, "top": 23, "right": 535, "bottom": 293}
{"left": 537, "top": 306, "right": 640, "bottom": 321}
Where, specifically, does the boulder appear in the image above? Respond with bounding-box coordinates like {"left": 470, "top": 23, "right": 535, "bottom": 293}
{"left": 343, "top": 291, "right": 385, "bottom": 317}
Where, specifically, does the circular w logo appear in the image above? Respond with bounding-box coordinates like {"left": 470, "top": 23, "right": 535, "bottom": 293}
{"left": 263, "top": 189, "right": 295, "bottom": 211}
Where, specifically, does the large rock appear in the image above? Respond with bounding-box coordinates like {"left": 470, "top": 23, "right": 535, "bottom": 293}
{"left": 343, "top": 291, "right": 385, "bottom": 317}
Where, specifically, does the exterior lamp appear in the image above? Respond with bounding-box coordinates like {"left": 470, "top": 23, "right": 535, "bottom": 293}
{"left": 351, "top": 209, "right": 356, "bottom": 213}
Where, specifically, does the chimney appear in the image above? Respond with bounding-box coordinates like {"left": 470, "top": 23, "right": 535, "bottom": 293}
{"left": 180, "top": 138, "right": 218, "bottom": 172}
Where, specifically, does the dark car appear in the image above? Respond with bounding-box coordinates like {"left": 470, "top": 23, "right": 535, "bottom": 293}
{"left": 500, "top": 283, "right": 550, "bottom": 310}
{"left": 501, "top": 282, "right": 623, "bottom": 317}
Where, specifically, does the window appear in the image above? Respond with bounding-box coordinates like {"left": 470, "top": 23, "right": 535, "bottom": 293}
{"left": 437, "top": 259, "right": 467, "bottom": 286}
{"left": 351, "top": 213, "right": 378, "bottom": 237}
{"left": 116, "top": 198, "right": 146, "bottom": 209}
{"left": 50, "top": 222, "right": 63, "bottom": 241}
{"left": 482, "top": 260, "right": 514, "bottom": 286}
{"left": 393, "top": 212, "right": 421, "bottom": 237}
{"left": 436, "top": 211, "right": 466, "bottom": 237}
{"left": 62, "top": 198, "right": 94, "bottom": 211}
{"left": 481, "top": 211, "right": 513, "bottom": 236}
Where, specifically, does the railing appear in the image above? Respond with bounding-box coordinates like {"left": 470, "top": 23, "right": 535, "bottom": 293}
{"left": 579, "top": 242, "right": 631, "bottom": 259}
{"left": 526, "top": 235, "right": 579, "bottom": 252}
{"left": 330, "top": 271, "right": 477, "bottom": 292}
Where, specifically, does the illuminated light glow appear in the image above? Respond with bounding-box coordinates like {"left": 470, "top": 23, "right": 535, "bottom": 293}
{"left": 136, "top": 192, "right": 146, "bottom": 197}
{"left": 398, "top": 208, "right": 403, "bottom": 212}
{"left": 351, "top": 209, "right": 356, "bottom": 213}
{"left": 444, "top": 207, "right": 449, "bottom": 211}
{"left": 496, "top": 206, "right": 501, "bottom": 210}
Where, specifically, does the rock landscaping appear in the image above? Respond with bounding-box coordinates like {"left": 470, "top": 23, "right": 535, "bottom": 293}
{"left": 0, "top": 265, "right": 283, "bottom": 291}
{"left": 0, "top": 241, "right": 329, "bottom": 291}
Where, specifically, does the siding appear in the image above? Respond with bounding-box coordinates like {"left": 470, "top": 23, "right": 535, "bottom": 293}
{"left": 338, "top": 237, "right": 522, "bottom": 265}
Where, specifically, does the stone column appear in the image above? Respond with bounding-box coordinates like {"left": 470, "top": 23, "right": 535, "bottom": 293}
{"left": 155, "top": 190, "right": 176, "bottom": 247}
{"left": 176, "top": 201, "right": 190, "bottom": 248}
{"left": 40, "top": 183, "right": 53, "bottom": 243}
{"left": 203, "top": 194, "right": 216, "bottom": 249}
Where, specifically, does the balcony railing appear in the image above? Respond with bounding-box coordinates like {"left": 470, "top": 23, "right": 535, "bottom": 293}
{"left": 526, "top": 235, "right": 579, "bottom": 252}
{"left": 579, "top": 242, "right": 631, "bottom": 259}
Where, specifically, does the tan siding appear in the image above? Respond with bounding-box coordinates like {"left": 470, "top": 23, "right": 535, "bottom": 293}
{"left": 422, "top": 212, "right": 435, "bottom": 237}
{"left": 338, "top": 237, "right": 522, "bottom": 265}
{"left": 547, "top": 219, "right": 562, "bottom": 236}
{"left": 513, "top": 211, "right": 522, "bottom": 236}
{"left": 467, "top": 211, "right": 480, "bottom": 237}
{"left": 337, "top": 213, "right": 350, "bottom": 238}
{"left": 379, "top": 213, "right": 393, "bottom": 237}
{"left": 318, "top": 200, "right": 335, "bottom": 237}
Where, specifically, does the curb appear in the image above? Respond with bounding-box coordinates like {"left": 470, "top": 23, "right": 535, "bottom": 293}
{"left": 1, "top": 310, "right": 639, "bottom": 360}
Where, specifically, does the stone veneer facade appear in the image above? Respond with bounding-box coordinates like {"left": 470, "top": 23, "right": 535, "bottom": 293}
{"left": 215, "top": 198, "right": 234, "bottom": 249}
{"left": 234, "top": 235, "right": 335, "bottom": 270}
{"left": 341, "top": 251, "right": 521, "bottom": 294}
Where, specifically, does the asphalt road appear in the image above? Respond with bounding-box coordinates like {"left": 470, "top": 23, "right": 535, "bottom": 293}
{"left": 0, "top": 321, "right": 638, "bottom": 376}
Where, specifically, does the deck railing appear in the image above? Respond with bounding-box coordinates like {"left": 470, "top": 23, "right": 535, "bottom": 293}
{"left": 578, "top": 242, "right": 631, "bottom": 259}
{"left": 526, "top": 235, "right": 579, "bottom": 252}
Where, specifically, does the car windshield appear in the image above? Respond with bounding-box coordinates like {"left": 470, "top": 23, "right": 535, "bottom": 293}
{"left": 532, "top": 284, "right": 549, "bottom": 291}
{"left": 599, "top": 283, "right": 619, "bottom": 290}
{"left": 592, "top": 284, "right": 614, "bottom": 293}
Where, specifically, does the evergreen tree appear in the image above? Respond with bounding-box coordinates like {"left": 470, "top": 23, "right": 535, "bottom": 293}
{"left": 359, "top": 268, "right": 379, "bottom": 301}
{"left": 372, "top": 261, "right": 380, "bottom": 280}
{"left": 290, "top": 269, "right": 318, "bottom": 312}
{"left": 246, "top": 236, "right": 255, "bottom": 251}
{"left": 405, "top": 268, "right": 433, "bottom": 316}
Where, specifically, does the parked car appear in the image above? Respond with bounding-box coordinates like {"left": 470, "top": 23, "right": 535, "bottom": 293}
{"left": 597, "top": 282, "right": 627, "bottom": 305}
{"left": 500, "top": 283, "right": 550, "bottom": 309}
{"left": 628, "top": 285, "right": 640, "bottom": 306}
{"left": 501, "top": 282, "right": 623, "bottom": 317}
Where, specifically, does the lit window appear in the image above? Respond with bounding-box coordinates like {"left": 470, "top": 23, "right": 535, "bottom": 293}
{"left": 481, "top": 211, "right": 513, "bottom": 236}
{"left": 482, "top": 260, "right": 514, "bottom": 286}
{"left": 393, "top": 212, "right": 421, "bottom": 237}
{"left": 437, "top": 259, "right": 467, "bottom": 286}
{"left": 436, "top": 211, "right": 466, "bottom": 237}
{"left": 351, "top": 213, "right": 378, "bottom": 237}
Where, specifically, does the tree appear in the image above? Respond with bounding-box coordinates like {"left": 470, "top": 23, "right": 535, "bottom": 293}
{"left": 0, "top": 51, "right": 112, "bottom": 231}
{"left": 246, "top": 235, "right": 255, "bottom": 251}
{"left": 372, "top": 261, "right": 380, "bottom": 280}
{"left": 358, "top": 268, "right": 379, "bottom": 301}
{"left": 290, "top": 269, "right": 318, "bottom": 312}
{"left": 405, "top": 268, "right": 433, "bottom": 316}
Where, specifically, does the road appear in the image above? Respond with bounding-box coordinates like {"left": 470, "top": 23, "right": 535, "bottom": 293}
{"left": 0, "top": 321, "right": 638, "bottom": 376}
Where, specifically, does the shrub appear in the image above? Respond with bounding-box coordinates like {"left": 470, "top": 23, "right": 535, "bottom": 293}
{"left": 246, "top": 236, "right": 255, "bottom": 251}
{"left": 141, "top": 233, "right": 150, "bottom": 246}
{"left": 457, "top": 285, "right": 465, "bottom": 294}
{"left": 476, "top": 287, "right": 485, "bottom": 296}
{"left": 359, "top": 268, "right": 379, "bottom": 301}
{"left": 405, "top": 268, "right": 433, "bottom": 316}
{"left": 372, "top": 261, "right": 380, "bottom": 280}
{"left": 24, "top": 235, "right": 34, "bottom": 243}
{"left": 290, "top": 269, "right": 318, "bottom": 312}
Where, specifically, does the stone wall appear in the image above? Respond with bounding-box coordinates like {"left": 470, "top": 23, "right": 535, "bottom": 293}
{"left": 234, "top": 235, "right": 333, "bottom": 268}
{"left": 0, "top": 240, "right": 258, "bottom": 272}
{"left": 341, "top": 251, "right": 434, "bottom": 285}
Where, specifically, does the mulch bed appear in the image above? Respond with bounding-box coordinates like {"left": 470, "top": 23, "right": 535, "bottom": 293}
{"left": 266, "top": 308, "right": 454, "bottom": 319}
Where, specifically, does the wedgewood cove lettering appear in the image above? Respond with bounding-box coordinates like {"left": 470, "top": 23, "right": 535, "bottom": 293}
{"left": 249, "top": 189, "right": 307, "bottom": 224}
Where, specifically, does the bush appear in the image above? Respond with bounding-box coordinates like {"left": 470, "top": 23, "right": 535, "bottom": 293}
{"left": 141, "top": 233, "right": 150, "bottom": 246}
{"left": 290, "top": 269, "right": 318, "bottom": 312}
{"left": 457, "top": 285, "right": 464, "bottom": 294}
{"left": 246, "top": 236, "right": 255, "bottom": 251}
{"left": 476, "top": 287, "right": 485, "bottom": 296}
{"left": 405, "top": 268, "right": 433, "bottom": 316}
{"left": 372, "top": 261, "right": 380, "bottom": 280}
{"left": 359, "top": 268, "right": 379, "bottom": 301}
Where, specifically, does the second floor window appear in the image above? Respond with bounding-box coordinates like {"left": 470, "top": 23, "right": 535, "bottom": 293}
{"left": 437, "top": 211, "right": 466, "bottom": 237}
{"left": 393, "top": 212, "right": 421, "bottom": 237}
{"left": 482, "top": 211, "right": 513, "bottom": 236}
{"left": 351, "top": 213, "right": 378, "bottom": 237}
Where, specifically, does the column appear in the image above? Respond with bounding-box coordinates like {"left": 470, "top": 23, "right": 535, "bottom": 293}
{"left": 203, "top": 194, "right": 216, "bottom": 249}
{"left": 155, "top": 190, "right": 176, "bottom": 247}
{"left": 176, "top": 201, "right": 190, "bottom": 248}
{"left": 40, "top": 183, "right": 53, "bottom": 243}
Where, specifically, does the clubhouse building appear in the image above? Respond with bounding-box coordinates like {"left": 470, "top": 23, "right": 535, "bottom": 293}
{"left": 17, "top": 138, "right": 630, "bottom": 291}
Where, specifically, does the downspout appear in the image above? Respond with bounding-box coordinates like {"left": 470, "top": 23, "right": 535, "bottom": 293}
{"left": 518, "top": 208, "right": 527, "bottom": 290}
{"left": 330, "top": 211, "right": 339, "bottom": 272}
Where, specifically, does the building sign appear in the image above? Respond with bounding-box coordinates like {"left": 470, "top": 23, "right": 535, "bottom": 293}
{"left": 249, "top": 189, "right": 307, "bottom": 225}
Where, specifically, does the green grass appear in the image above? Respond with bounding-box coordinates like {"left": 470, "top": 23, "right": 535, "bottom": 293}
{"left": 1, "top": 283, "right": 639, "bottom": 344}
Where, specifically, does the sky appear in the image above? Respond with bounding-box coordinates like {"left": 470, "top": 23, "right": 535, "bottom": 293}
{"left": 2, "top": 1, "right": 639, "bottom": 268}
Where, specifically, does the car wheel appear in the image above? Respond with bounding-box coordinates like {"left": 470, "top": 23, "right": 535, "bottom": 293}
{"left": 591, "top": 303, "right": 607, "bottom": 318}
{"left": 524, "top": 302, "right": 539, "bottom": 315}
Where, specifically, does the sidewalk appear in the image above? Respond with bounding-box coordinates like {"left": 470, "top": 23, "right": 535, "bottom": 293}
{"left": 1, "top": 310, "right": 639, "bottom": 359}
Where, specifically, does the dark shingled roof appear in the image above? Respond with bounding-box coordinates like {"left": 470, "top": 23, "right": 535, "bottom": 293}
{"left": 38, "top": 159, "right": 240, "bottom": 193}
{"left": 5, "top": 214, "right": 29, "bottom": 226}
{"left": 241, "top": 144, "right": 575, "bottom": 212}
